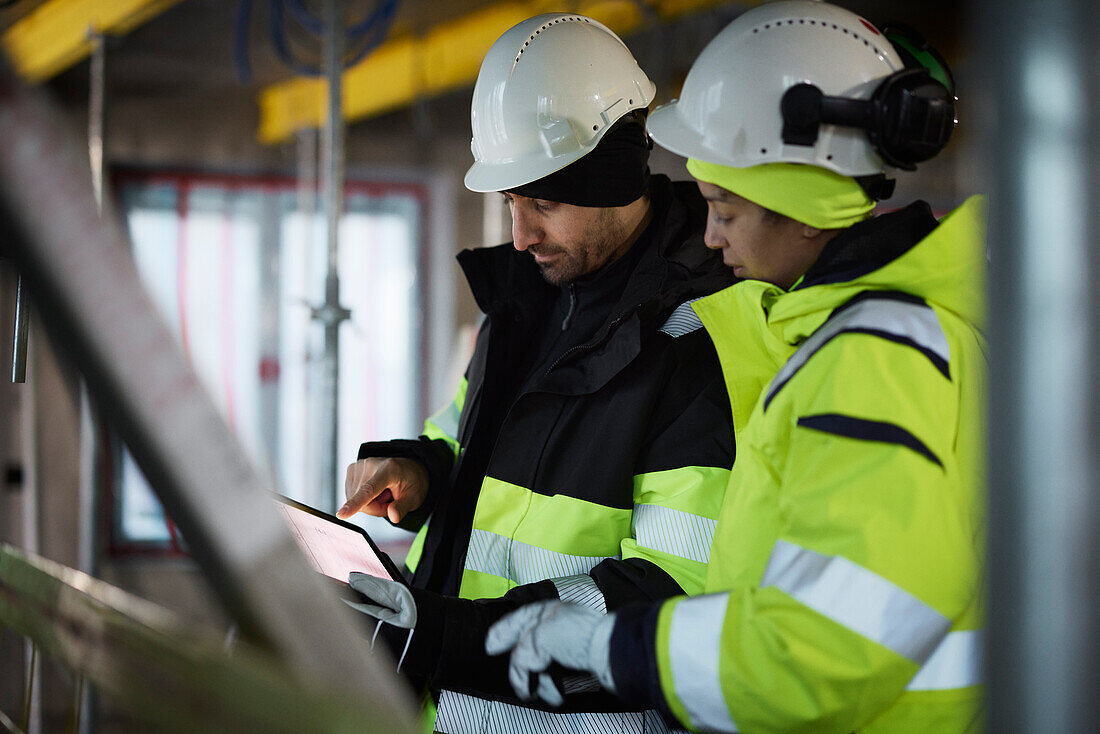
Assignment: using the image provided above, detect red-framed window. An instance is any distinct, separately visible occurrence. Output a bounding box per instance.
[108,169,428,559]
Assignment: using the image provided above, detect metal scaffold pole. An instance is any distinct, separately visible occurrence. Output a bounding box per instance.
[75,30,106,734]
[983,0,1100,730]
[314,0,350,513]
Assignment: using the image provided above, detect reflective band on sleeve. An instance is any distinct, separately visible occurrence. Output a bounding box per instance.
[669,594,739,733]
[465,528,618,586]
[426,395,461,442]
[765,296,950,410]
[906,629,984,690]
[435,690,675,734]
[660,298,705,338]
[761,539,950,664]
[552,574,607,613]
[632,504,717,565]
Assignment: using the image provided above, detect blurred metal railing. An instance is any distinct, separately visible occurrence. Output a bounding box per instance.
[0,45,415,734]
[0,543,392,733]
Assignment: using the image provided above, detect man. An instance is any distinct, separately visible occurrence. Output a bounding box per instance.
[337,13,735,733]
[487,3,985,732]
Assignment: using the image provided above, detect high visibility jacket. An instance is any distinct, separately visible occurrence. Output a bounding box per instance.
[359,175,736,733]
[613,197,987,733]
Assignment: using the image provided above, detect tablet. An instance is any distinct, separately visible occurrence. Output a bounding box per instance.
[273,495,406,586]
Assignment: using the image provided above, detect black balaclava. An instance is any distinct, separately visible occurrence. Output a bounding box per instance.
[507,109,651,207]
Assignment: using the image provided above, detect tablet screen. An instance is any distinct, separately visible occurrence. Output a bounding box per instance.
[274,497,398,583]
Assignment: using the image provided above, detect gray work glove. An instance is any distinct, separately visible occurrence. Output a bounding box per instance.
[485,601,616,707]
[344,572,417,627]
[344,572,418,672]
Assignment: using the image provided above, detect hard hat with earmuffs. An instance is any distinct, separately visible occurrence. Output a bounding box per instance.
[647,1,957,200]
[781,23,956,173]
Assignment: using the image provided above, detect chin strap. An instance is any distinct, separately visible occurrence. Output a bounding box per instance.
[368,619,415,675]
[396,628,415,674]
[855,173,896,202]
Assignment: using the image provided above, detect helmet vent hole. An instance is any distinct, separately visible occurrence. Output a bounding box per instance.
[593,124,599,131]
[760,148,767,154]
[826,154,834,160]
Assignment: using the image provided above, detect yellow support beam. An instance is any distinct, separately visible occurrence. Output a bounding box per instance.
[2,0,184,83]
[257,0,732,145]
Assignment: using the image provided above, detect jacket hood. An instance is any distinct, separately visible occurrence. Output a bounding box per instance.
[694,195,987,437]
[767,195,987,347]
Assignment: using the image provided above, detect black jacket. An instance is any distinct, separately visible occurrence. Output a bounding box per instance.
[358,175,736,722]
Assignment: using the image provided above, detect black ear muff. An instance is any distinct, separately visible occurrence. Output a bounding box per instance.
[867,67,955,170]
[779,24,957,174]
[876,24,957,169]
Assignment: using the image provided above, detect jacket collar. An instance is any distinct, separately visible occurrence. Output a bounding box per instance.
[798,201,938,289]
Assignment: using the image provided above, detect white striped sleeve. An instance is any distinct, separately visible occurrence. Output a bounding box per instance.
[760,539,951,664]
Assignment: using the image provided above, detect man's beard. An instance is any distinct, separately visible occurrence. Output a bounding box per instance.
[530,211,626,285]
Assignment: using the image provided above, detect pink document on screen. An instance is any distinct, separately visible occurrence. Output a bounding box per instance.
[275,502,390,581]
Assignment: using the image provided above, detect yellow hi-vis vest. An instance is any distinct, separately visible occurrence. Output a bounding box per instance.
[653,197,987,733]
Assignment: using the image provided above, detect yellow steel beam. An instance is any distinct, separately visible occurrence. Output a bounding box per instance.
[257,0,732,145]
[2,0,185,83]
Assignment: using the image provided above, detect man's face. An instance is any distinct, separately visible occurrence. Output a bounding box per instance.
[503,193,634,284]
[696,181,823,290]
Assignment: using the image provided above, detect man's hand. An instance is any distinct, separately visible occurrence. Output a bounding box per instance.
[486,601,617,707]
[338,457,428,521]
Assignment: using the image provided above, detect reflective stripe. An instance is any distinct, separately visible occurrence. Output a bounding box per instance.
[552,574,607,613]
[435,691,675,734]
[660,298,705,338]
[765,296,949,410]
[465,528,617,586]
[426,395,462,443]
[668,594,739,732]
[906,630,984,691]
[632,504,717,565]
[761,539,950,664]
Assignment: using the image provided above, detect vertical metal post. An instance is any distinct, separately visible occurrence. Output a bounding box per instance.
[10,275,27,383]
[983,0,1100,731]
[88,33,105,213]
[80,29,105,581]
[315,0,350,513]
[20,643,37,733]
[19,340,39,734]
[76,31,106,734]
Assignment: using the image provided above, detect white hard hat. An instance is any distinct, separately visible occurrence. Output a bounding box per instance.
[648,1,907,176]
[464,13,656,193]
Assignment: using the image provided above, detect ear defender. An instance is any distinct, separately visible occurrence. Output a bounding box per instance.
[780,24,957,172]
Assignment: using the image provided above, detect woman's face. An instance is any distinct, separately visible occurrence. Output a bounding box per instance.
[696,180,826,290]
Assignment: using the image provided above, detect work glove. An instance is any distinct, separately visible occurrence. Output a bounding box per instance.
[344,572,417,627]
[485,601,616,707]
[344,572,418,672]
